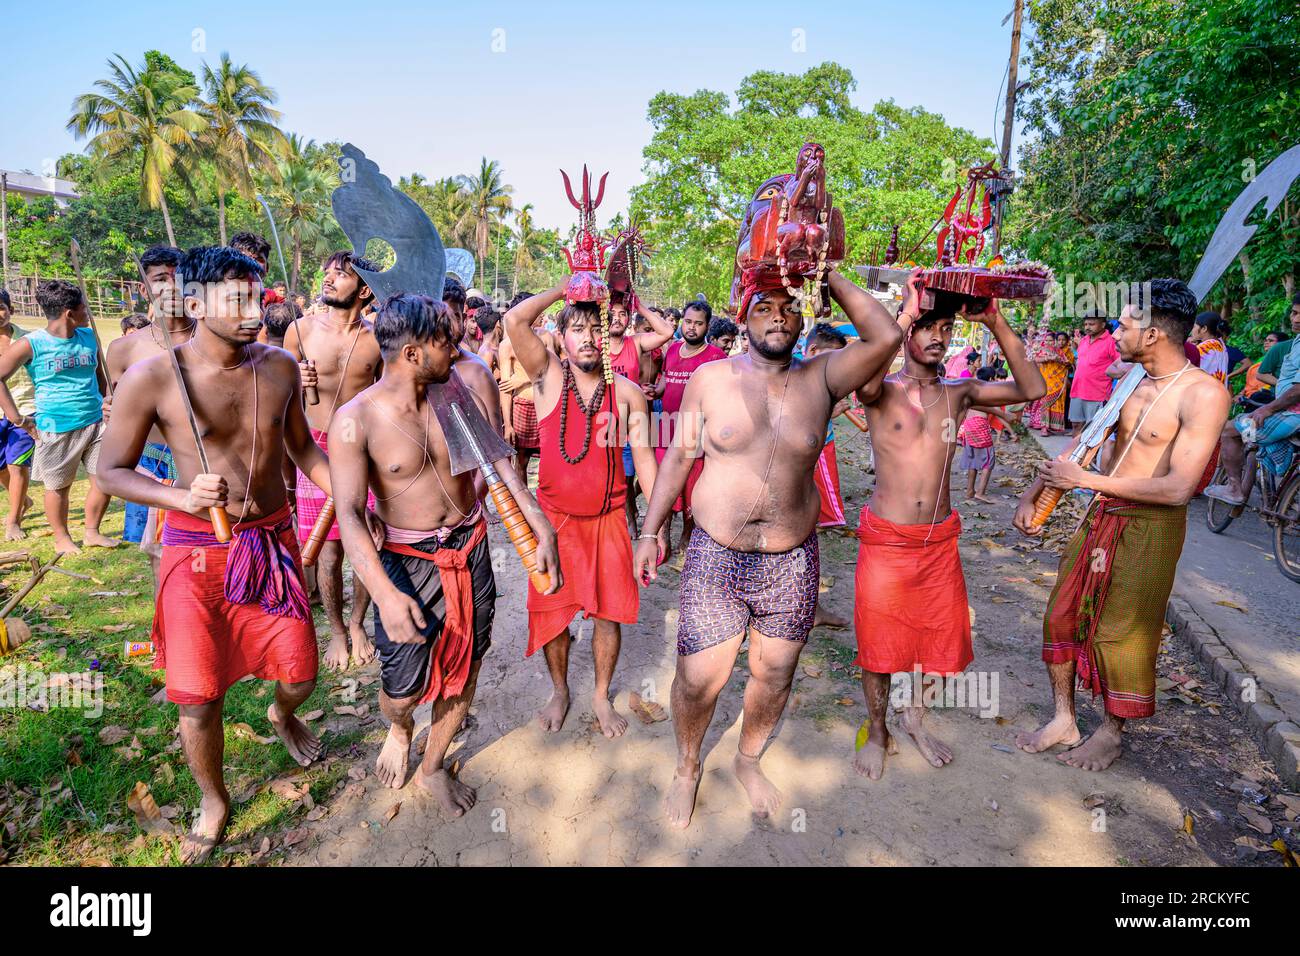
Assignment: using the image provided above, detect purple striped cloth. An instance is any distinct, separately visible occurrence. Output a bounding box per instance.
[161,506,309,622]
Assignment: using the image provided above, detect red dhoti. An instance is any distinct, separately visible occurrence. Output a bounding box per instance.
[813,440,846,527]
[525,506,639,657]
[853,506,972,676]
[152,505,318,705]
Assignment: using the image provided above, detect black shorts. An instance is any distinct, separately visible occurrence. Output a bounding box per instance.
[372,525,496,700]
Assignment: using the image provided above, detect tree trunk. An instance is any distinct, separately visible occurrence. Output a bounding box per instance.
[291,230,302,293]
[159,191,177,248]
[218,190,227,246]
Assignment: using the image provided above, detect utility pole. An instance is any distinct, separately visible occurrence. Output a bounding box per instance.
[1,172,8,285]
[992,0,1024,258]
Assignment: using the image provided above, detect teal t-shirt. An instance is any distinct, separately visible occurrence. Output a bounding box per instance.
[23,327,103,433]
[1259,338,1293,379]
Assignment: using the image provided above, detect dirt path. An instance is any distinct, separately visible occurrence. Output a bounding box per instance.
[280,431,1293,867]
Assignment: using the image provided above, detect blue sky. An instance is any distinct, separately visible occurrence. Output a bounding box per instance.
[2,0,1030,229]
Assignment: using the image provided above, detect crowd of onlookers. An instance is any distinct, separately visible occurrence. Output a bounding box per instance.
[0,271,1295,552]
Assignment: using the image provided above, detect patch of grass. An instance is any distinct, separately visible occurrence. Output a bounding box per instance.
[0,475,377,865]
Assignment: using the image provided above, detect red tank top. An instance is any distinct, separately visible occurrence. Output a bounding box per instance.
[608,336,639,381]
[538,377,627,516]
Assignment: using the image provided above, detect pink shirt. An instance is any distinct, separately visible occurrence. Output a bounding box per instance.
[1070,332,1119,402]
[661,340,726,442]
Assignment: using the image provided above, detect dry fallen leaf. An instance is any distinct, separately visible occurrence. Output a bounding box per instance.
[1237,802,1272,835]
[229,723,277,745]
[801,665,823,679]
[334,704,369,718]
[385,802,402,823]
[97,725,131,745]
[301,709,324,721]
[1214,600,1248,613]
[126,781,175,837]
[281,828,311,847]
[628,691,668,724]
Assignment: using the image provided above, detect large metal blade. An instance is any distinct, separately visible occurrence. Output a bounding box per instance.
[1188,143,1300,302]
[428,368,513,476]
[1071,364,1147,460]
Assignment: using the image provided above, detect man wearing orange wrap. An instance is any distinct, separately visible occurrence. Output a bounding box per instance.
[97,246,332,864]
[852,270,1045,781]
[503,281,661,739]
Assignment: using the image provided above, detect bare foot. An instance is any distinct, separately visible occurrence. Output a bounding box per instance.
[898,707,953,767]
[323,632,350,671]
[732,751,783,817]
[592,694,628,738]
[852,724,898,780]
[349,622,376,667]
[664,766,701,830]
[813,601,849,629]
[53,536,81,556]
[180,794,229,865]
[416,766,477,816]
[1057,724,1123,771]
[376,722,412,788]
[536,689,569,732]
[84,531,121,549]
[267,703,323,767]
[1015,713,1082,753]
[4,524,24,541]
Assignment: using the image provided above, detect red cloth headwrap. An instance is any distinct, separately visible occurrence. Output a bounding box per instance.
[737,267,804,324]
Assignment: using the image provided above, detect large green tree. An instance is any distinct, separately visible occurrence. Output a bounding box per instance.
[1008,0,1300,340]
[456,158,514,284]
[632,62,995,306]
[67,52,206,247]
[198,53,288,244]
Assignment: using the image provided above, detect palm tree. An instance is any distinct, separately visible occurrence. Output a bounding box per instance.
[68,54,205,246]
[456,158,513,283]
[198,53,288,244]
[264,135,332,291]
[512,203,547,294]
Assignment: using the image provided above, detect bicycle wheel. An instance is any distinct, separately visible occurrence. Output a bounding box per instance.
[1205,464,1238,534]
[1273,471,1300,583]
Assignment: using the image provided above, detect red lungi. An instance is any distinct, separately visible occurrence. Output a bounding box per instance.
[525,506,639,657]
[296,427,373,542]
[152,506,318,705]
[853,506,972,676]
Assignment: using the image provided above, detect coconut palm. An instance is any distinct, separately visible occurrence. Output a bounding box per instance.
[67,53,205,246]
[512,203,547,294]
[264,134,333,291]
[456,158,514,282]
[198,53,288,244]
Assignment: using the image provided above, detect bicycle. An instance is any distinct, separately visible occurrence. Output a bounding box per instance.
[1205,434,1300,582]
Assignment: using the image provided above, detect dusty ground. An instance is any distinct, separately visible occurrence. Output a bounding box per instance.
[259,429,1298,868]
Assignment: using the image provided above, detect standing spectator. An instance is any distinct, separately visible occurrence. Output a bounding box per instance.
[1068,310,1119,436]
[1192,311,1230,383]
[706,317,738,356]
[0,280,117,553]
[260,299,301,349]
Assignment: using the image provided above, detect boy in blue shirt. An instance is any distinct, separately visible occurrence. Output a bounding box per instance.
[0,280,117,554]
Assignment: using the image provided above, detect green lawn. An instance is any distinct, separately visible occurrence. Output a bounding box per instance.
[0,475,376,866]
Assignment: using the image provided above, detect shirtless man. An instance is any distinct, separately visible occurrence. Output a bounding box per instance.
[284,251,381,670]
[330,293,559,812]
[852,275,1045,780]
[475,307,503,380]
[633,270,901,828]
[1014,278,1228,771]
[505,282,661,738]
[105,245,187,584]
[96,246,329,863]
[443,277,504,438]
[499,292,559,479]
